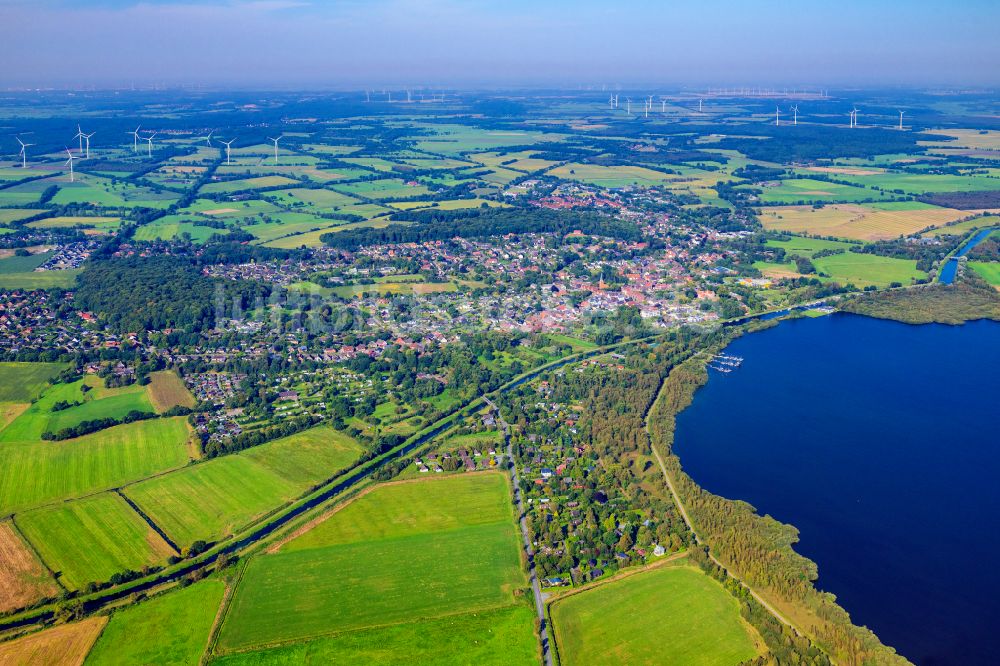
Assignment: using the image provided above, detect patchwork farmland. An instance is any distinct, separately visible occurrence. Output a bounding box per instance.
[213,473,535,660]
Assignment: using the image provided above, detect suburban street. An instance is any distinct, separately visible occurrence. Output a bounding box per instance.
[486,395,554,666]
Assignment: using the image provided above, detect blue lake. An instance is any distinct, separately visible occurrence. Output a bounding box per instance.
[673,313,1000,665]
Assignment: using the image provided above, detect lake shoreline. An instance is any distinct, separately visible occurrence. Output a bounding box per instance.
[670,313,1000,665]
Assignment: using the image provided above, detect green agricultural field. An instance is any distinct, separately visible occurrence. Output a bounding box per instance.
[218,522,522,652]
[0,250,52,274]
[765,236,859,257]
[330,280,458,298]
[49,176,177,209]
[550,564,761,666]
[27,216,120,233]
[0,417,191,515]
[545,334,599,352]
[333,178,432,200]
[125,426,362,547]
[183,198,280,218]
[388,198,508,211]
[200,175,299,194]
[969,261,1000,286]
[547,163,674,188]
[84,579,225,665]
[411,124,560,155]
[240,426,363,487]
[133,219,228,243]
[0,362,65,402]
[261,216,395,248]
[0,209,46,224]
[125,456,300,547]
[270,187,360,210]
[401,157,477,170]
[440,430,502,453]
[16,492,175,590]
[211,604,538,666]
[835,172,1000,195]
[241,215,339,243]
[0,268,80,290]
[215,473,528,654]
[753,178,894,204]
[340,156,406,172]
[0,378,153,441]
[46,390,153,434]
[814,252,924,286]
[924,215,1000,237]
[755,250,923,287]
[285,472,511,550]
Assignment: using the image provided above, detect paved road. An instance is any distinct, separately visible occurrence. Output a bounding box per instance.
[485,396,553,666]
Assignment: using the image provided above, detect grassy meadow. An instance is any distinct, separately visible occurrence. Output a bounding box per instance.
[969,261,1000,286]
[211,604,538,666]
[16,492,176,590]
[84,579,225,665]
[0,362,65,402]
[125,426,362,547]
[754,236,925,287]
[214,473,531,656]
[550,564,761,666]
[0,417,191,514]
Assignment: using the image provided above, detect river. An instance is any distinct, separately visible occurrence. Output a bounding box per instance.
[939,227,996,284]
[672,313,1000,665]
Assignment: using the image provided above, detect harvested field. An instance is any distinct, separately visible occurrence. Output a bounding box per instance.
[0,521,59,613]
[0,616,107,666]
[146,371,196,412]
[759,203,985,240]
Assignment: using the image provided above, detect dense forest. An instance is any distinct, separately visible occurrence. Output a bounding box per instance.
[841,274,1000,324]
[75,256,270,333]
[716,125,933,162]
[320,207,642,250]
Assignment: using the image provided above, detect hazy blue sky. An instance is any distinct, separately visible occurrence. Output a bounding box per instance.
[3,0,998,88]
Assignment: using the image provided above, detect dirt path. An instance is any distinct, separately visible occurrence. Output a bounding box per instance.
[645,371,805,640]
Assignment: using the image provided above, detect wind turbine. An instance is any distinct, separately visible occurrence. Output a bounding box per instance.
[267,135,283,164]
[220,138,235,165]
[145,132,157,157]
[127,125,141,152]
[365,90,371,103]
[699,98,703,112]
[661,99,666,112]
[73,125,85,155]
[626,97,631,114]
[203,130,214,147]
[791,105,799,126]
[609,94,614,110]
[851,107,859,128]
[898,110,905,130]
[82,131,95,159]
[16,137,32,168]
[64,148,79,182]
[775,106,781,126]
